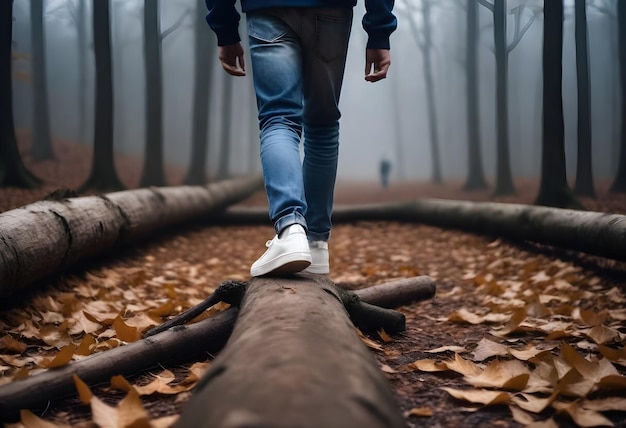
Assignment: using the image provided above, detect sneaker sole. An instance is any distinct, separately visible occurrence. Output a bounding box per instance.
[250,252,312,277]
[303,265,329,274]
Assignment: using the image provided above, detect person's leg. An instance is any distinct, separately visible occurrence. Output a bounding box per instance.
[301,8,353,242]
[247,10,311,276]
[299,8,352,273]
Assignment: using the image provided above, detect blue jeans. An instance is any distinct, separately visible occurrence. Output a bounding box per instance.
[247,7,353,242]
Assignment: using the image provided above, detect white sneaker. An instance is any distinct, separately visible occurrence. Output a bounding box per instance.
[304,240,329,274]
[250,224,312,277]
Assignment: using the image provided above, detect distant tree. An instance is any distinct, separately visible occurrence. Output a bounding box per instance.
[535,0,581,208]
[81,0,124,192]
[30,0,54,161]
[140,1,189,187]
[610,0,626,192]
[404,0,442,184]
[0,0,41,188]
[139,0,166,187]
[463,0,488,191]
[215,73,233,180]
[184,0,215,185]
[478,0,537,196]
[573,0,595,197]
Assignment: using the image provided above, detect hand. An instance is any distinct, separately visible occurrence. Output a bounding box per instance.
[364,49,391,82]
[219,42,246,76]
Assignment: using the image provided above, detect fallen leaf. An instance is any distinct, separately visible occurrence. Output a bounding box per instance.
[471,338,509,361]
[441,387,510,406]
[19,409,70,427]
[464,359,530,390]
[73,374,93,404]
[113,316,140,343]
[403,407,433,417]
[425,345,466,354]
[377,329,393,343]
[0,335,28,353]
[43,344,76,369]
[445,353,482,376]
[557,401,614,427]
[409,359,448,372]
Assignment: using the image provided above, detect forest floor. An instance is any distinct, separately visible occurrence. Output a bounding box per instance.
[1,135,625,427]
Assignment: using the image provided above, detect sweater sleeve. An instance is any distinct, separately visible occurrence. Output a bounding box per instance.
[205,0,241,46]
[362,0,397,50]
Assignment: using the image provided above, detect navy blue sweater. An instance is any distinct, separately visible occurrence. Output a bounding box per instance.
[205,0,396,49]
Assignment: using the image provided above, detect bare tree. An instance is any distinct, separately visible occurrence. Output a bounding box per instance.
[215,73,233,180]
[30,0,54,161]
[81,0,124,192]
[0,0,41,188]
[535,0,581,208]
[184,0,216,185]
[610,0,626,192]
[478,0,537,196]
[573,0,595,197]
[403,0,443,184]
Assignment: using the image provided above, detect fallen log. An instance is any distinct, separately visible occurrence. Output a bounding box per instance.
[175,275,406,428]
[214,201,626,262]
[355,275,436,308]
[0,309,238,422]
[0,276,431,421]
[0,175,263,297]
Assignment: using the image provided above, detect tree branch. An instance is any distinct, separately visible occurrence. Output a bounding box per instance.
[161,8,190,41]
[507,5,537,54]
[477,0,494,13]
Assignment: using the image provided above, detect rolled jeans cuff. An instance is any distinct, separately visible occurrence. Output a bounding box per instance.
[275,211,307,236]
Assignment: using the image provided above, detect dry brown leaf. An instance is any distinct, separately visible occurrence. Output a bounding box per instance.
[73,374,93,404]
[113,316,140,343]
[586,325,622,345]
[448,308,510,325]
[471,338,509,361]
[597,345,626,366]
[491,308,527,336]
[18,409,70,428]
[575,308,609,327]
[509,343,556,362]
[0,335,28,353]
[377,329,393,343]
[75,335,96,356]
[445,354,483,376]
[596,375,626,392]
[150,415,180,428]
[43,344,76,369]
[511,391,559,413]
[425,345,466,354]
[557,401,614,427]
[441,387,510,406]
[525,361,558,394]
[117,389,150,427]
[380,364,397,374]
[356,329,383,351]
[403,407,433,417]
[464,359,530,390]
[409,359,448,372]
[509,404,536,425]
[111,374,134,392]
[581,397,626,412]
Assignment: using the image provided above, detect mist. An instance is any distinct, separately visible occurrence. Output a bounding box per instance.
[9,0,621,183]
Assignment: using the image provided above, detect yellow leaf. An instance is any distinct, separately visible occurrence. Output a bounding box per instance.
[113,316,140,343]
[403,407,433,417]
[111,375,134,392]
[441,387,510,406]
[19,409,70,427]
[73,374,93,404]
[43,344,76,369]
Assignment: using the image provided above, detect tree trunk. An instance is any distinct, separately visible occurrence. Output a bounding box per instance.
[30,0,55,161]
[175,275,406,428]
[0,309,238,423]
[215,73,233,180]
[76,0,88,144]
[535,0,581,208]
[421,0,442,184]
[0,0,41,188]
[0,175,263,297]
[352,275,436,308]
[493,0,515,196]
[464,0,488,191]
[574,0,595,198]
[82,0,124,192]
[610,0,626,192]
[139,0,166,187]
[184,0,215,185]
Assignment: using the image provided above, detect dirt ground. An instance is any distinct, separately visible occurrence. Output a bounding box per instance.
[1,136,625,427]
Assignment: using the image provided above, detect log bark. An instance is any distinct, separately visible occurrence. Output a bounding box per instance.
[0,175,263,297]
[0,309,238,422]
[175,276,406,428]
[355,276,436,308]
[214,201,626,262]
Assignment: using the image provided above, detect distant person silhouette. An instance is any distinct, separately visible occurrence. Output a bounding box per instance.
[380,158,392,188]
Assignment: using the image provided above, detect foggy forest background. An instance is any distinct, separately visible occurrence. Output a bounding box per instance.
[5,0,623,189]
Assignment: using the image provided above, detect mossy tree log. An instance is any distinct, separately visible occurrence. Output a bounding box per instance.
[0,175,263,297]
[216,200,626,262]
[175,275,406,428]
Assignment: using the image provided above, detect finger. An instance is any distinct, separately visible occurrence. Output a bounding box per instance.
[238,54,246,73]
[222,61,246,76]
[364,60,373,77]
[365,63,390,82]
